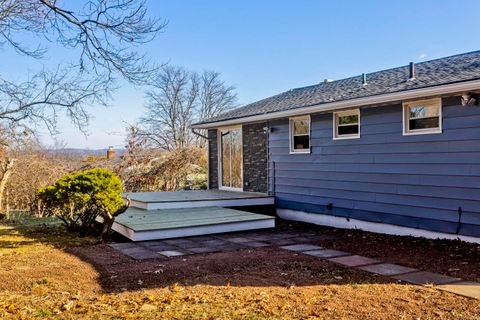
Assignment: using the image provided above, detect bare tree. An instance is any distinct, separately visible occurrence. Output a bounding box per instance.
[139,67,236,150]
[0,0,165,212]
[196,70,237,147]
[0,0,166,134]
[141,66,199,150]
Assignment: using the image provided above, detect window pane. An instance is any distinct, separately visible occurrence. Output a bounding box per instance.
[221,133,231,187]
[294,119,309,135]
[230,129,243,188]
[338,114,358,125]
[338,124,359,135]
[293,135,309,150]
[409,117,439,130]
[409,105,439,119]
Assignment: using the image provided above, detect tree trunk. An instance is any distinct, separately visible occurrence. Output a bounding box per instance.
[0,158,15,212]
[101,215,114,243]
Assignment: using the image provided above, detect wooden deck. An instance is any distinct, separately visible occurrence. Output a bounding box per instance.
[124,190,274,210]
[111,206,275,241]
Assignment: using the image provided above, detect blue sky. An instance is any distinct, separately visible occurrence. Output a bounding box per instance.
[8,0,480,149]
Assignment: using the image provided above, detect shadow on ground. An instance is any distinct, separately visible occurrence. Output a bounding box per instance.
[1,217,479,295]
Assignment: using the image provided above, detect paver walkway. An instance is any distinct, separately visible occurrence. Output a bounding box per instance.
[109,229,480,300]
[280,243,480,300]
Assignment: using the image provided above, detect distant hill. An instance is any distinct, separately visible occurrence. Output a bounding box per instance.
[46,148,126,157]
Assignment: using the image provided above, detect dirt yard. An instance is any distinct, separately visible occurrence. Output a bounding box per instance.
[0,218,479,319]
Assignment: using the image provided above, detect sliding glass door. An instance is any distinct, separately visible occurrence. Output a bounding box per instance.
[219,127,243,191]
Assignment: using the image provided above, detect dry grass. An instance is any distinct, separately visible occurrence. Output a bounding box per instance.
[0,218,479,319]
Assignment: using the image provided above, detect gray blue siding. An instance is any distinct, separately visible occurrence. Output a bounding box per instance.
[269,96,480,237]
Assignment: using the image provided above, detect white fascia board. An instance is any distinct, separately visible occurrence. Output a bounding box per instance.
[191,80,480,129]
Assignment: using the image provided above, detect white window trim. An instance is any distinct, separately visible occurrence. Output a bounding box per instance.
[289,115,311,154]
[333,109,361,140]
[217,125,243,192]
[402,98,442,136]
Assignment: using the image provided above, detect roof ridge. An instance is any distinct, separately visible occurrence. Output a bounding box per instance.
[194,50,480,126]
[288,50,480,92]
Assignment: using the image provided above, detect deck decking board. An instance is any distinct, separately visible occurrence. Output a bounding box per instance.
[116,207,273,232]
[124,190,271,203]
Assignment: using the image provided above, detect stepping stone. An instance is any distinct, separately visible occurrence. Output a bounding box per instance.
[225,236,252,243]
[289,236,316,243]
[171,240,200,249]
[188,247,219,254]
[243,241,270,248]
[199,239,228,247]
[187,235,215,241]
[266,238,298,246]
[358,263,418,276]
[437,281,480,299]
[118,247,163,260]
[281,244,323,252]
[303,249,349,258]
[141,243,177,251]
[247,234,278,241]
[328,255,380,267]
[158,250,186,257]
[392,271,461,285]
[164,238,196,245]
[109,242,139,250]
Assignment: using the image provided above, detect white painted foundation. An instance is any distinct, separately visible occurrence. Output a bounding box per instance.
[277,208,480,244]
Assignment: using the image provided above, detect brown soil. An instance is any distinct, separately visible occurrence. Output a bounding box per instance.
[1,219,480,319]
[283,220,480,282]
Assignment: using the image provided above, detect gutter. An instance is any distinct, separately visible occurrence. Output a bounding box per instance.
[191,79,480,129]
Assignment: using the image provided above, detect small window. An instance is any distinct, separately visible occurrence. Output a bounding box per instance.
[403,98,442,135]
[333,109,360,140]
[289,116,310,153]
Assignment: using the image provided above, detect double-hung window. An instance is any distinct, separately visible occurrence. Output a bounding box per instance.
[333,109,360,140]
[403,98,442,135]
[289,116,310,153]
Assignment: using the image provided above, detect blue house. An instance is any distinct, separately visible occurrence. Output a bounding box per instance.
[192,51,480,243]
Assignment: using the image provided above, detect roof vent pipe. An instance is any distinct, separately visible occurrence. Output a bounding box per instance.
[361,73,367,85]
[323,79,333,83]
[408,62,415,80]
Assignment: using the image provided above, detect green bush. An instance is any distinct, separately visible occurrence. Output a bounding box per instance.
[37,168,129,242]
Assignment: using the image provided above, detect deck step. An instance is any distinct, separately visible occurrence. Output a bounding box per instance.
[124,190,274,210]
[111,206,275,241]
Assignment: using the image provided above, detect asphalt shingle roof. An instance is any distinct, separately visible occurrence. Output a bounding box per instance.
[195,50,480,125]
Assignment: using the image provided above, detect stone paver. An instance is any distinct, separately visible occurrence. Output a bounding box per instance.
[223,236,251,243]
[303,249,349,258]
[158,250,187,257]
[141,242,177,251]
[281,244,323,252]
[171,240,201,249]
[247,234,279,241]
[392,271,461,285]
[118,247,163,260]
[266,238,298,246]
[199,239,228,247]
[328,255,380,267]
[358,263,418,276]
[242,241,270,248]
[188,247,219,254]
[109,242,140,250]
[437,281,480,299]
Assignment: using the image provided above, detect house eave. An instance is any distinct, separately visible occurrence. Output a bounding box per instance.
[191,79,480,129]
